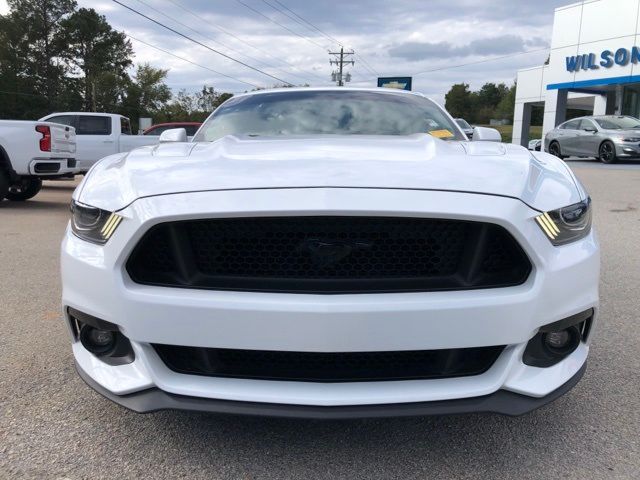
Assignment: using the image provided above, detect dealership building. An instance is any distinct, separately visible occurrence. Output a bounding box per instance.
[513,0,640,145]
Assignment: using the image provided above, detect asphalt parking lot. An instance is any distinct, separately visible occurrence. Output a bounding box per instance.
[1,163,639,479]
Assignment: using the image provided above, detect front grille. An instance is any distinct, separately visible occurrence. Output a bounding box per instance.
[126,216,531,294]
[152,345,506,382]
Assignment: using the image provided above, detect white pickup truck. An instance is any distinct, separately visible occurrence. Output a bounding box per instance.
[0,120,76,201]
[39,112,160,172]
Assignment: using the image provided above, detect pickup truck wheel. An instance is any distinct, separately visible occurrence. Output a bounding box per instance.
[6,178,43,201]
[0,172,9,200]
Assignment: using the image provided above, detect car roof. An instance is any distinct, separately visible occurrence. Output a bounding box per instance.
[565,115,632,121]
[42,112,125,117]
[230,86,430,101]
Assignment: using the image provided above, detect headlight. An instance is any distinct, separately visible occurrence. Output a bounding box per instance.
[70,200,122,244]
[615,135,640,142]
[535,198,592,246]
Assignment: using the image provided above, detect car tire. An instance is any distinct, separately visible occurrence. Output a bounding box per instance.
[0,171,9,200]
[598,141,617,164]
[548,141,565,159]
[6,178,43,201]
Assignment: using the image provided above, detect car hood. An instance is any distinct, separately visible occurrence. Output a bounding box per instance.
[76,134,583,212]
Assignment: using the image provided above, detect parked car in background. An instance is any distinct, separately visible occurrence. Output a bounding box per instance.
[545,115,640,163]
[0,120,76,201]
[143,122,202,136]
[39,112,160,173]
[62,87,598,418]
[455,118,474,139]
[528,139,542,151]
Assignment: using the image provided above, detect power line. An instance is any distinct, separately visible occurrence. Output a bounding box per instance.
[271,0,342,46]
[234,0,328,51]
[0,90,45,98]
[164,0,326,83]
[131,0,315,85]
[111,0,293,86]
[264,0,380,76]
[411,47,550,76]
[127,34,261,88]
[260,0,325,41]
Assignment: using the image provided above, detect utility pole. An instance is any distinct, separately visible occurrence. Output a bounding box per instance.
[329,47,355,86]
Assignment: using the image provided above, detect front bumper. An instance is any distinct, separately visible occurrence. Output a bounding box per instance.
[75,360,587,418]
[614,141,640,158]
[61,188,599,414]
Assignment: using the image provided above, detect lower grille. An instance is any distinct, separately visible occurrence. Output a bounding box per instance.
[152,345,506,382]
[126,216,531,294]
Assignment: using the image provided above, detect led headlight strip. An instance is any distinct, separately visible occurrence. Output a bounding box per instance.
[100,213,123,239]
[535,212,560,240]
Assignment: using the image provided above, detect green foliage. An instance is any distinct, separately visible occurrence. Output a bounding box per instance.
[445,81,519,125]
[444,83,472,119]
[0,0,234,125]
[0,0,77,116]
[60,7,133,111]
[153,87,234,125]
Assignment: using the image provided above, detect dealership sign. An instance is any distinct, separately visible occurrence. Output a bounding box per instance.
[377,77,412,90]
[566,47,640,72]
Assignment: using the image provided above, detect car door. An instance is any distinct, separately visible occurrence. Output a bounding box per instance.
[75,115,118,170]
[574,119,600,157]
[557,119,581,156]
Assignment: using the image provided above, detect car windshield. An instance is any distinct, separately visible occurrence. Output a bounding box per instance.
[594,116,640,129]
[456,119,471,129]
[193,90,466,142]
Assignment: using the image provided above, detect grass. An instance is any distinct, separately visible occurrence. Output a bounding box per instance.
[478,125,542,143]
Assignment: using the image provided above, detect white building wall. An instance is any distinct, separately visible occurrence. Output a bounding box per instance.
[513,0,640,146]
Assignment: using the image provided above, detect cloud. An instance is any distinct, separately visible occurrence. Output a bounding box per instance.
[69,0,560,105]
[387,35,532,61]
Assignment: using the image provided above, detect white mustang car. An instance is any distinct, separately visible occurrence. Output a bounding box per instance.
[61,88,599,418]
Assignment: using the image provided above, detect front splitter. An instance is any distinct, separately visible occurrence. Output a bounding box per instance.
[75,361,586,419]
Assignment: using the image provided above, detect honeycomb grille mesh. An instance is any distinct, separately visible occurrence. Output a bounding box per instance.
[152,344,507,382]
[126,216,531,293]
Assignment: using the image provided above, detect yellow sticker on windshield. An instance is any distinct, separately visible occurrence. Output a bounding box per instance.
[428,129,454,138]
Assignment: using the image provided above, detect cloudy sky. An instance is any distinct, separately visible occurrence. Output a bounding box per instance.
[0,0,570,104]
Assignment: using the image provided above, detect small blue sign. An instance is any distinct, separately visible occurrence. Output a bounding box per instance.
[566,46,640,72]
[377,77,412,91]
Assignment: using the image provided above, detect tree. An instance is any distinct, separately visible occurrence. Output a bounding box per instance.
[61,8,132,111]
[121,64,172,131]
[445,81,515,124]
[0,1,236,122]
[445,83,472,119]
[477,83,505,111]
[195,86,232,112]
[0,0,77,117]
[157,86,234,124]
[495,83,516,122]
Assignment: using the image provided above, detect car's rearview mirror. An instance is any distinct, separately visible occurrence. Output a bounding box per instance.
[159,128,188,143]
[472,126,502,142]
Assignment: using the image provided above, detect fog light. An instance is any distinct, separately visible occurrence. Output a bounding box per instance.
[80,325,116,356]
[545,330,571,350]
[522,309,593,368]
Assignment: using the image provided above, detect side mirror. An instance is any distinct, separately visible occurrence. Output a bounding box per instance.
[472,126,502,142]
[584,127,597,133]
[159,128,188,143]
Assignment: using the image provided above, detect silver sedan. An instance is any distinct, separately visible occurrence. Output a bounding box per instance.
[545,115,640,163]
